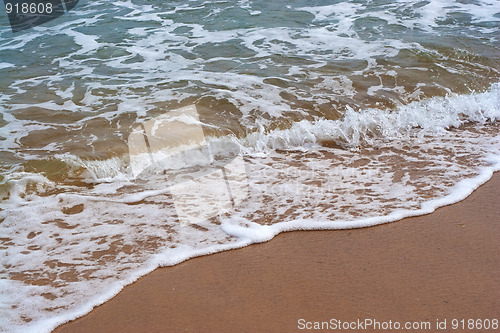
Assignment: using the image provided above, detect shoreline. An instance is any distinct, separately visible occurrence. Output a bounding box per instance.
[54,172,500,332]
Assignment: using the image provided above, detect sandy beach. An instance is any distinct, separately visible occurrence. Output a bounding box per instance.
[53,172,500,332]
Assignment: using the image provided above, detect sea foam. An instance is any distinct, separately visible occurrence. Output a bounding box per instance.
[1,85,499,333]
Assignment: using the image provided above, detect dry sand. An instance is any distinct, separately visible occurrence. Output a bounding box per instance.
[55,173,500,332]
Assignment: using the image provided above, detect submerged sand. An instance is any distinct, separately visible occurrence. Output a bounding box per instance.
[54,173,500,333]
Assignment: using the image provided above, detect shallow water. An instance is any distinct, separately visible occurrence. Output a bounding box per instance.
[1,0,500,332]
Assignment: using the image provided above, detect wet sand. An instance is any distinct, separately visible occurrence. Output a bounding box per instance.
[55,173,500,333]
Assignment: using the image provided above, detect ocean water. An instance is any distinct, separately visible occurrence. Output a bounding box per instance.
[1,0,500,331]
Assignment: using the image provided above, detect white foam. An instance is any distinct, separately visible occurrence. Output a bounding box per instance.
[63,30,102,55]
[1,85,500,332]
[0,63,14,70]
[220,218,275,243]
[241,82,500,151]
